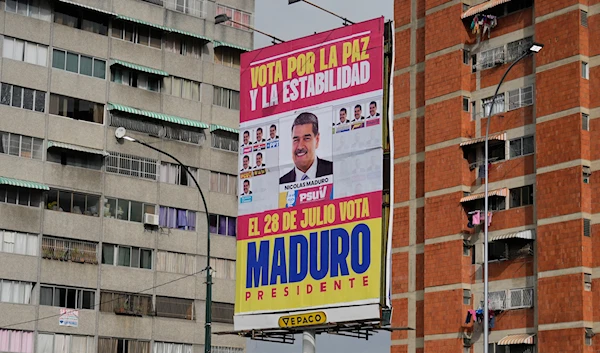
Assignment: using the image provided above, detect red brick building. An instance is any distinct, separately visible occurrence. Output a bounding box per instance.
[391,0,596,352]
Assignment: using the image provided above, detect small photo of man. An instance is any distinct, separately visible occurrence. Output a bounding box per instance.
[336,108,349,125]
[368,101,381,119]
[268,124,279,141]
[352,104,365,122]
[254,152,266,169]
[240,155,251,171]
[255,127,266,144]
[241,179,252,195]
[241,130,251,147]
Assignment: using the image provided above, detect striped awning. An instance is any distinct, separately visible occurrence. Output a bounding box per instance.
[460,188,508,203]
[459,132,506,147]
[47,141,109,156]
[210,124,239,134]
[490,229,535,242]
[0,177,49,191]
[59,0,116,15]
[116,15,165,31]
[107,103,209,129]
[115,15,211,42]
[166,28,211,42]
[110,59,168,76]
[213,41,251,52]
[461,0,512,19]
[497,333,535,345]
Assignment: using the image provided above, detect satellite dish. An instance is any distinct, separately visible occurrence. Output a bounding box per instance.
[115,127,127,139]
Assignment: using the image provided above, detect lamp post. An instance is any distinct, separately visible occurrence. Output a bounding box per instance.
[483,42,543,353]
[288,0,354,26]
[214,14,285,45]
[114,127,213,353]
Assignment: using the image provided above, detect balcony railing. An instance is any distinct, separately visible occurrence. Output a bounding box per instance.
[42,237,98,264]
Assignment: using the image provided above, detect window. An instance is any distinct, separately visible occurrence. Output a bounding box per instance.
[160,162,198,186]
[488,239,533,262]
[98,339,150,353]
[482,94,505,116]
[507,85,533,110]
[0,131,43,159]
[210,172,237,195]
[462,49,470,65]
[101,244,153,269]
[463,289,471,305]
[488,142,506,163]
[164,0,206,17]
[216,4,252,30]
[156,251,197,274]
[3,37,47,66]
[158,206,196,231]
[47,147,104,170]
[581,10,588,27]
[211,131,239,152]
[463,244,470,256]
[0,230,37,256]
[211,348,243,353]
[153,343,192,353]
[209,257,236,280]
[584,218,591,237]
[112,20,162,49]
[585,273,592,291]
[209,214,236,236]
[0,330,33,353]
[488,290,507,310]
[5,0,51,20]
[214,47,241,68]
[471,101,476,120]
[509,135,534,158]
[477,46,504,71]
[54,2,108,35]
[582,113,590,131]
[0,279,33,304]
[105,151,158,181]
[162,76,201,100]
[583,166,592,184]
[103,197,156,223]
[37,334,95,353]
[462,97,469,112]
[39,285,95,309]
[52,49,105,79]
[0,186,42,207]
[99,292,153,316]
[155,296,194,320]
[45,189,100,216]
[109,113,206,144]
[212,302,234,323]
[582,62,589,79]
[506,37,533,62]
[49,94,104,124]
[0,83,46,112]
[510,185,534,208]
[111,68,161,92]
[508,287,533,309]
[213,86,240,110]
[164,34,203,58]
[585,328,594,346]
[41,236,98,264]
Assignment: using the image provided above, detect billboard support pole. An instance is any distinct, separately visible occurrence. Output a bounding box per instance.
[302,331,316,353]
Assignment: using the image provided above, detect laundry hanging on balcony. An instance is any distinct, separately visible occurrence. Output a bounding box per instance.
[471,14,497,39]
[465,309,495,328]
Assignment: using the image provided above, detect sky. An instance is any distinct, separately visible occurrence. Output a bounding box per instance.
[247,1,393,352]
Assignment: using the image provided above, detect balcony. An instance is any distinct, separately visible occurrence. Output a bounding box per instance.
[41,237,98,264]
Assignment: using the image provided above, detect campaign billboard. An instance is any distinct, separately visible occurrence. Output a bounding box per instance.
[235,17,385,331]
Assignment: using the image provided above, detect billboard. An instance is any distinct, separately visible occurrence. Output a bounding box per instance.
[235,17,385,331]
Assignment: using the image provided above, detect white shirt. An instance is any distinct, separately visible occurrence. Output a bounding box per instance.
[368,113,379,119]
[294,159,318,182]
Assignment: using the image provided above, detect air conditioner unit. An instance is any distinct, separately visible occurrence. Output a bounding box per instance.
[144,213,159,226]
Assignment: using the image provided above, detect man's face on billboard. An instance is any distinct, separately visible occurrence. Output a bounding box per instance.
[340,110,347,122]
[354,106,362,119]
[256,129,263,141]
[270,126,276,138]
[370,103,376,116]
[256,154,263,166]
[243,156,249,169]
[243,132,249,144]
[292,123,319,173]
[243,181,249,193]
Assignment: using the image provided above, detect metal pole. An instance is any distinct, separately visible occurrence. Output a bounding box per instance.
[299,0,355,25]
[130,140,213,353]
[483,50,531,353]
[302,330,316,353]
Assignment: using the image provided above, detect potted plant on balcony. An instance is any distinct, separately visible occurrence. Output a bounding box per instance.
[56,249,67,261]
[71,248,85,263]
[42,247,53,259]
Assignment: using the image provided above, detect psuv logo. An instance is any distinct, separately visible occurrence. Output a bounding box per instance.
[298,186,328,203]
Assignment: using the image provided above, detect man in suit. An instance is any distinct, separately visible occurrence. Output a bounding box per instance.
[336,108,349,125]
[241,180,252,195]
[240,155,250,171]
[241,131,250,146]
[254,152,265,169]
[255,127,266,144]
[368,101,381,119]
[352,104,365,122]
[279,112,333,184]
[268,124,279,140]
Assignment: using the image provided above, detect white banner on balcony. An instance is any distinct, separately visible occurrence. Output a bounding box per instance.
[59,309,79,327]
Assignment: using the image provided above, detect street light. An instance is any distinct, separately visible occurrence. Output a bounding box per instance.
[214,14,285,45]
[288,0,354,26]
[114,127,214,353]
[483,42,543,353]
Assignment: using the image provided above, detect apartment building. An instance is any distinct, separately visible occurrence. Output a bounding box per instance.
[391,0,596,352]
[0,0,251,353]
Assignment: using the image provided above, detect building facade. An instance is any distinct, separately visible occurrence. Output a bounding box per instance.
[392,0,595,352]
[0,0,252,353]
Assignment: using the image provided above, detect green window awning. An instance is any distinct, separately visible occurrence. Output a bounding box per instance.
[108,103,209,129]
[115,15,211,42]
[111,59,168,76]
[59,0,116,15]
[166,28,211,42]
[0,176,49,191]
[115,15,165,32]
[48,141,109,156]
[213,41,251,52]
[210,124,239,134]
